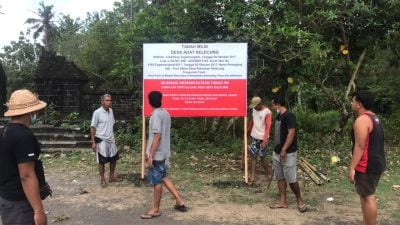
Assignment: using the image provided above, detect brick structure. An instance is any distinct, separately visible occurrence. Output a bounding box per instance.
[34,50,139,119]
[83,90,139,119]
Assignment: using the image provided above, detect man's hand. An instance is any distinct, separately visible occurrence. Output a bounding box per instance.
[261,140,268,149]
[91,142,96,152]
[34,211,47,225]
[280,150,287,162]
[146,156,153,168]
[348,168,355,184]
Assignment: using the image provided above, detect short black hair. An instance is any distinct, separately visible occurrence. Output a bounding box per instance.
[351,90,374,110]
[272,95,286,107]
[148,91,162,108]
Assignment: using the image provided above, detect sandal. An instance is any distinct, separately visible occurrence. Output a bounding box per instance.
[140,213,161,219]
[298,204,307,213]
[270,204,288,209]
[174,204,188,212]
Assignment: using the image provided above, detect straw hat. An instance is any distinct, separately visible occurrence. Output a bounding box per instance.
[4,89,47,117]
[249,96,262,109]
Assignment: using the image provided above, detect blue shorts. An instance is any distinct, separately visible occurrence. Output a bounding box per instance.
[147,160,167,185]
[249,137,267,157]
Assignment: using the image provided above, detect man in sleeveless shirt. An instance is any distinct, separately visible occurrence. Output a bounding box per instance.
[247,97,272,184]
[349,90,386,225]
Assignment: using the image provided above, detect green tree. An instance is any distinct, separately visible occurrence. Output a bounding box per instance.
[25,1,57,51]
[0,32,39,93]
[53,14,84,61]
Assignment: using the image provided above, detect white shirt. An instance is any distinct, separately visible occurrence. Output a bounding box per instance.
[90,107,115,142]
[251,108,271,140]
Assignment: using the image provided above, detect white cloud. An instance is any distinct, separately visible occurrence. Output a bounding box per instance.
[0,0,115,49]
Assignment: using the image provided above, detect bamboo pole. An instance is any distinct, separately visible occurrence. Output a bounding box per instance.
[299,161,323,186]
[244,116,248,183]
[141,114,146,179]
[301,157,330,183]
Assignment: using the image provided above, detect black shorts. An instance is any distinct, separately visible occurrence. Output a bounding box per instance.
[0,196,34,225]
[97,152,119,164]
[354,171,381,197]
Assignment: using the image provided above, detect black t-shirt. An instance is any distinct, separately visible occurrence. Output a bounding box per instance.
[0,123,41,201]
[274,111,297,154]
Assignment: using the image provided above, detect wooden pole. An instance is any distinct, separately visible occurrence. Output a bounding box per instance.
[141,114,146,179]
[244,116,248,183]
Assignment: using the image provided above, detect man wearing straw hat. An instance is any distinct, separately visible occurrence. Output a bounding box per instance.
[0,89,47,225]
[90,94,121,186]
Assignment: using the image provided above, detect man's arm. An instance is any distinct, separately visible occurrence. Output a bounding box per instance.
[247,118,253,135]
[348,116,370,183]
[90,127,96,151]
[146,133,161,167]
[280,128,295,161]
[18,162,47,225]
[262,113,272,147]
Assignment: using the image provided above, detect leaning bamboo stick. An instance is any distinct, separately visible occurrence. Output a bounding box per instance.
[299,161,323,186]
[301,157,330,183]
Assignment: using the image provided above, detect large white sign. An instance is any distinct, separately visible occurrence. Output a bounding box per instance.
[143,43,247,80]
[143,43,247,117]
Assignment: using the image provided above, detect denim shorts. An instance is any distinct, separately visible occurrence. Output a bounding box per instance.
[147,160,167,185]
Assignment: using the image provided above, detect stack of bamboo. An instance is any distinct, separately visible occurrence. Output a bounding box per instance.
[299,157,330,186]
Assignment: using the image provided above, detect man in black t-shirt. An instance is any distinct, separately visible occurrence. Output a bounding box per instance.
[0,89,48,225]
[270,96,306,213]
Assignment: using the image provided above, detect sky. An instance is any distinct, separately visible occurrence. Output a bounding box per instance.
[0,0,116,49]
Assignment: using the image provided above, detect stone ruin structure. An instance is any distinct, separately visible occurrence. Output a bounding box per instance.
[34,50,137,119]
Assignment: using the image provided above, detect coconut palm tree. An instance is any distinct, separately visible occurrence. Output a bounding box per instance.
[58,14,83,35]
[25,1,57,51]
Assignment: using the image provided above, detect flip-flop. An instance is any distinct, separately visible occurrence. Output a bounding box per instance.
[140,213,161,219]
[270,205,288,209]
[174,204,188,212]
[298,204,307,213]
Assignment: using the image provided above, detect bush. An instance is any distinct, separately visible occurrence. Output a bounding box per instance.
[381,112,400,145]
[115,117,142,151]
[43,103,59,125]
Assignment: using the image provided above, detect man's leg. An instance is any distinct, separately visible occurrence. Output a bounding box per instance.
[277,179,288,207]
[360,194,377,225]
[289,182,305,206]
[109,160,117,181]
[261,156,270,180]
[162,178,184,206]
[250,156,257,184]
[143,184,163,216]
[98,163,106,185]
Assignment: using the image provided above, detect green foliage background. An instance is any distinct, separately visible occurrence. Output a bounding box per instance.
[1,0,400,154]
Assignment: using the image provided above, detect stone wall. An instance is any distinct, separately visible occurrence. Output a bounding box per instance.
[82,90,139,119]
[34,50,139,120]
[35,79,83,114]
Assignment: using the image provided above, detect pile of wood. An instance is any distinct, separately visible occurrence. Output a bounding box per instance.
[299,157,330,186]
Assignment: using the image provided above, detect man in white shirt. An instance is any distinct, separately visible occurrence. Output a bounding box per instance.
[247,96,272,185]
[90,94,120,186]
